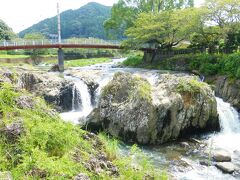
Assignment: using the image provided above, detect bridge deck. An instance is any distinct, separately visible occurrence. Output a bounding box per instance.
[0,44,122,50]
[0,39,122,50]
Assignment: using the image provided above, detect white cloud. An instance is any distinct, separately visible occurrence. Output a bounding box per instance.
[0,0,204,33]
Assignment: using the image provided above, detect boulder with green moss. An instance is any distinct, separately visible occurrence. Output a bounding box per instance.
[87,72,219,144]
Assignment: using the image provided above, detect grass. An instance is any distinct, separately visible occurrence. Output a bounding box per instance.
[122,55,143,66]
[176,79,207,95]
[102,72,152,103]
[0,82,166,179]
[0,57,112,69]
[98,133,168,180]
[44,58,112,68]
[0,54,30,59]
[0,83,92,179]
[0,62,34,69]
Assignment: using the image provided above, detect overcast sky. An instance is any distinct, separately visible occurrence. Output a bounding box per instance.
[0,0,204,33]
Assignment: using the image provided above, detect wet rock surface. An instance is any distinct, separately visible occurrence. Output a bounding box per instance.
[208,76,240,111]
[87,72,219,144]
[213,150,232,162]
[216,162,235,174]
[18,72,74,112]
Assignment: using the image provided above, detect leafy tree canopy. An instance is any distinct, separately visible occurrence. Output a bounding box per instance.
[0,19,15,40]
[124,8,202,50]
[190,0,240,50]
[104,0,194,39]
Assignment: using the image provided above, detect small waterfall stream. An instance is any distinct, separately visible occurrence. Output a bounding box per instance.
[60,77,93,124]
[175,98,240,179]
[209,98,240,153]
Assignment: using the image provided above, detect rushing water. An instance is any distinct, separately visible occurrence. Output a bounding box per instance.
[174,98,240,179]
[60,76,93,124]
[60,58,240,179]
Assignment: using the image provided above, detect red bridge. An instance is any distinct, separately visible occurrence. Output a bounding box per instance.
[0,39,122,50]
[0,39,153,72]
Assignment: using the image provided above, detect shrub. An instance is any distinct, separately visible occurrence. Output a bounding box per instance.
[176,79,207,95]
[122,55,143,66]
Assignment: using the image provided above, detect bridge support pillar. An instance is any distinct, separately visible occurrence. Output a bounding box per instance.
[58,48,64,72]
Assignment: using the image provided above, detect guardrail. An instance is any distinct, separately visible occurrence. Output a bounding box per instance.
[0,39,121,47]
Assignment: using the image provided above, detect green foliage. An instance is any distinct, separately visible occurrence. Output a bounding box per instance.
[0,54,30,59]
[105,0,194,39]
[0,83,164,179]
[65,58,112,67]
[19,3,111,39]
[99,134,167,180]
[190,0,240,51]
[122,55,143,66]
[45,58,112,67]
[23,33,49,65]
[98,133,119,161]
[124,8,203,50]
[62,42,117,60]
[0,19,15,40]
[129,52,240,80]
[176,79,207,95]
[102,72,152,103]
[219,53,240,78]
[0,84,96,178]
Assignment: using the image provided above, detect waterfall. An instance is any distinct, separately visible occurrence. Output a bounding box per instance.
[72,79,92,113]
[210,97,240,152]
[60,77,93,124]
[216,97,240,134]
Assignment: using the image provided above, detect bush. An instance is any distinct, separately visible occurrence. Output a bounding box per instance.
[122,55,143,66]
[135,52,240,80]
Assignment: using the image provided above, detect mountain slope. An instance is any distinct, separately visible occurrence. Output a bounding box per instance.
[19,2,111,39]
[0,19,15,40]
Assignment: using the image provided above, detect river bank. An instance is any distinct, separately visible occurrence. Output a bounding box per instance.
[0,58,239,179]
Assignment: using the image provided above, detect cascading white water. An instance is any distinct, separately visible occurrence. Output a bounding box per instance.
[60,77,93,124]
[210,98,240,152]
[217,97,240,134]
[72,79,92,112]
[175,97,240,179]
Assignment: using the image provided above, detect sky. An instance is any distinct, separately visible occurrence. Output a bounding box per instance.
[0,0,204,33]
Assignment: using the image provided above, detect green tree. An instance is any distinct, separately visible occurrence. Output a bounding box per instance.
[192,0,240,51]
[124,8,202,51]
[0,19,15,40]
[23,33,49,65]
[104,0,194,38]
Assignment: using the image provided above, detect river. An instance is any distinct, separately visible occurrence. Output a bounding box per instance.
[60,58,240,179]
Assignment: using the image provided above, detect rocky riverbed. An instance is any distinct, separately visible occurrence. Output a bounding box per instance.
[0,59,239,179]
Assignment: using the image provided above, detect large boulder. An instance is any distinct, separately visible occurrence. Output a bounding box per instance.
[18,72,74,112]
[86,72,219,144]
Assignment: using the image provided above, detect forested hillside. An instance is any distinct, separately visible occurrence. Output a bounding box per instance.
[0,19,15,40]
[19,2,111,39]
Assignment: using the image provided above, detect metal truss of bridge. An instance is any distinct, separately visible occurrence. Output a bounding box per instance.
[0,39,121,50]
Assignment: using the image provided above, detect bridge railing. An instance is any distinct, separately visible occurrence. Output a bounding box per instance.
[0,39,121,47]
